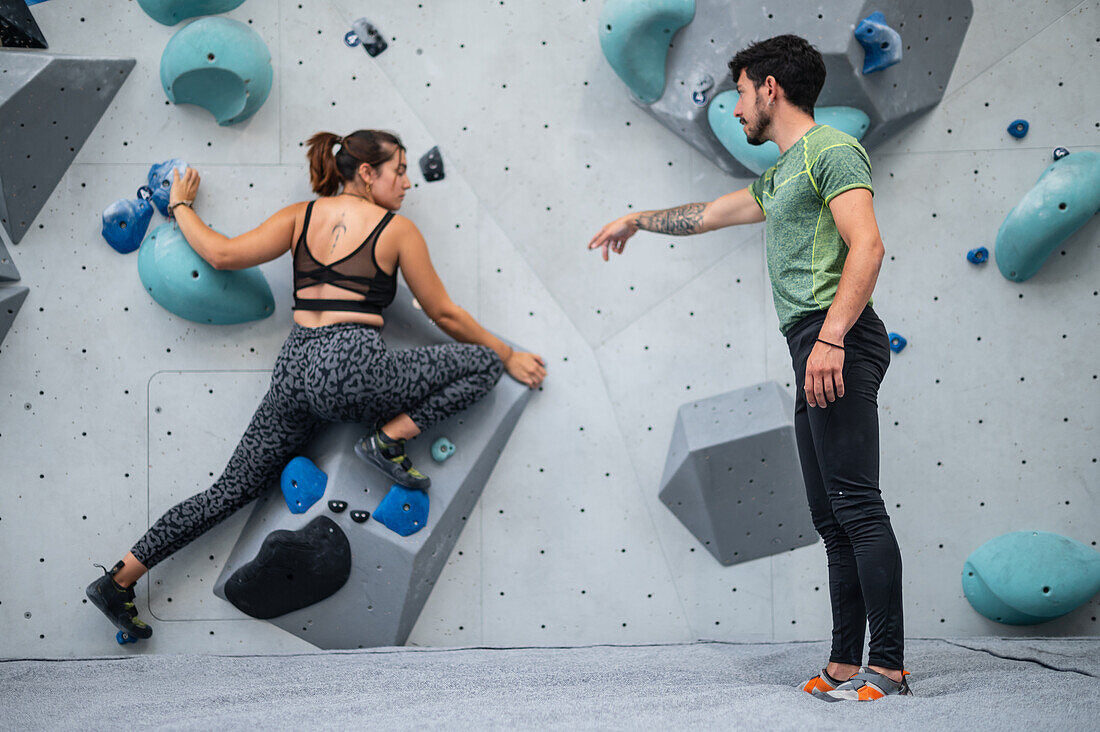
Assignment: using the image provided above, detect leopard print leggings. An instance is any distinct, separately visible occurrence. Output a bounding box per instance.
[130,323,503,569]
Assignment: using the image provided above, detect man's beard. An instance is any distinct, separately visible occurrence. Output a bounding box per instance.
[744,103,772,146]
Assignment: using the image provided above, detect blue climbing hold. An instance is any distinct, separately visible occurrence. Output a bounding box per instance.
[963,531,1100,625]
[101,198,154,254]
[137,221,276,324]
[994,151,1100,282]
[966,246,988,264]
[1007,119,1029,138]
[372,484,430,537]
[1052,146,1070,161]
[598,0,695,104]
[147,159,189,217]
[280,457,327,514]
[708,92,870,175]
[137,0,246,26]
[888,333,907,353]
[160,17,273,126]
[431,437,456,463]
[855,12,903,74]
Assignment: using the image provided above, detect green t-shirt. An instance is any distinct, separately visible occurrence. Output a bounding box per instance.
[749,124,874,335]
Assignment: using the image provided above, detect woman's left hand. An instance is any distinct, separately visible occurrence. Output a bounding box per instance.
[505,351,547,389]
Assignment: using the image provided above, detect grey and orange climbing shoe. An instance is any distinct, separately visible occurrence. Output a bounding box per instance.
[812,668,912,702]
[355,429,431,491]
[85,560,153,640]
[802,668,849,695]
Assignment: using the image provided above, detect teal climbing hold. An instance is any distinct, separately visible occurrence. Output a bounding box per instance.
[994,151,1100,282]
[598,0,695,104]
[160,17,273,126]
[137,0,246,26]
[707,92,871,176]
[431,437,455,463]
[963,531,1100,625]
[137,221,275,324]
[280,456,327,514]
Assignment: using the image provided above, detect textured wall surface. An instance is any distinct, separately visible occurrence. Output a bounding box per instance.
[0,0,1096,658]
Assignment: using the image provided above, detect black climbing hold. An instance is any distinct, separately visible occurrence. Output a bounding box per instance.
[0,0,48,49]
[349,18,387,57]
[223,515,351,619]
[350,510,370,523]
[1052,147,1070,161]
[1007,119,1029,139]
[419,146,444,182]
[136,185,153,201]
[328,499,347,513]
[967,246,989,264]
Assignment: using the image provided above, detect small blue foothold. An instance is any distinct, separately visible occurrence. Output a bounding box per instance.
[136,186,153,201]
[373,484,430,537]
[146,159,189,216]
[1052,147,1070,161]
[280,456,328,514]
[692,90,707,106]
[116,630,138,645]
[102,198,154,254]
[888,333,907,353]
[1007,119,1029,138]
[967,246,989,264]
[431,437,456,463]
[855,12,903,74]
[343,29,360,47]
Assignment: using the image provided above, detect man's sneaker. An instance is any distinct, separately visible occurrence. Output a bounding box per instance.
[85,560,153,640]
[812,668,912,702]
[802,668,849,694]
[354,430,431,491]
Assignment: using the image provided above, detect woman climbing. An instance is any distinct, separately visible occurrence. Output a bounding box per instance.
[86,129,546,641]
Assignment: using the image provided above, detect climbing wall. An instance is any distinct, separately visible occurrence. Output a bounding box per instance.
[0,0,1096,658]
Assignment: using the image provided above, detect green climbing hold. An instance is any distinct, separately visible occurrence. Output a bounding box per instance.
[137,0,246,26]
[994,151,1100,282]
[137,221,275,325]
[160,17,273,126]
[962,530,1100,625]
[598,0,695,104]
[707,91,870,176]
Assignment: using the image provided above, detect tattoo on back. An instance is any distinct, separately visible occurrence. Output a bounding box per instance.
[636,202,705,236]
[329,213,347,255]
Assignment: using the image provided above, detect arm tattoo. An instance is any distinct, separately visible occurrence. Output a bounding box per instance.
[634,202,706,236]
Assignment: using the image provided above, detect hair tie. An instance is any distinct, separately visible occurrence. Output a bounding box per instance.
[334,135,345,147]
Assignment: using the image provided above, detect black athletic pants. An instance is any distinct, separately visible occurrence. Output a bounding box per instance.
[787,305,904,671]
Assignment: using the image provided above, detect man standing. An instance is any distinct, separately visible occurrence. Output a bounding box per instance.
[589,35,908,701]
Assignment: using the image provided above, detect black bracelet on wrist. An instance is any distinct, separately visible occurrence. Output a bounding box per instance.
[816,338,844,350]
[167,200,193,215]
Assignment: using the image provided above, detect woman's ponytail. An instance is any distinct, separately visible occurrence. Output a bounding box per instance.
[306,131,344,196]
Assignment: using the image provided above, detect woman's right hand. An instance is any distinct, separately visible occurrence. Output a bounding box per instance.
[587,215,637,262]
[505,351,547,389]
[170,167,201,207]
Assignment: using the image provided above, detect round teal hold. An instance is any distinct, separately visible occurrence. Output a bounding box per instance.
[431,437,456,463]
[137,0,247,26]
[962,530,1100,625]
[160,17,273,126]
[137,221,275,325]
[707,91,871,176]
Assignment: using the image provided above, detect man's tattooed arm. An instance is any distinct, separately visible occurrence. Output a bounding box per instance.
[633,202,707,236]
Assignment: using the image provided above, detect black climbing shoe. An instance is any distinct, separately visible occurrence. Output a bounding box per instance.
[85,560,153,640]
[354,430,431,491]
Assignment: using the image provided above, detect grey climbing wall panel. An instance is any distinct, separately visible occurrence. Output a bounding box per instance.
[0,232,18,282]
[0,284,28,350]
[212,287,533,649]
[0,50,134,243]
[659,381,816,565]
[0,0,47,48]
[632,0,972,176]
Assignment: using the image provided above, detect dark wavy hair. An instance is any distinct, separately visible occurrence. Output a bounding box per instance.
[306,129,405,196]
[728,35,826,116]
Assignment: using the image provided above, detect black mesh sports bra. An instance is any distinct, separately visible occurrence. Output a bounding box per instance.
[292,200,398,315]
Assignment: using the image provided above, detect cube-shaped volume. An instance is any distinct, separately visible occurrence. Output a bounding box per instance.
[658,381,816,565]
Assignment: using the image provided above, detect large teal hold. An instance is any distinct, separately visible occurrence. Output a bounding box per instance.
[598,0,695,103]
[708,92,871,176]
[994,151,1100,282]
[962,530,1100,625]
[160,17,273,126]
[137,221,275,325]
[137,0,247,26]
